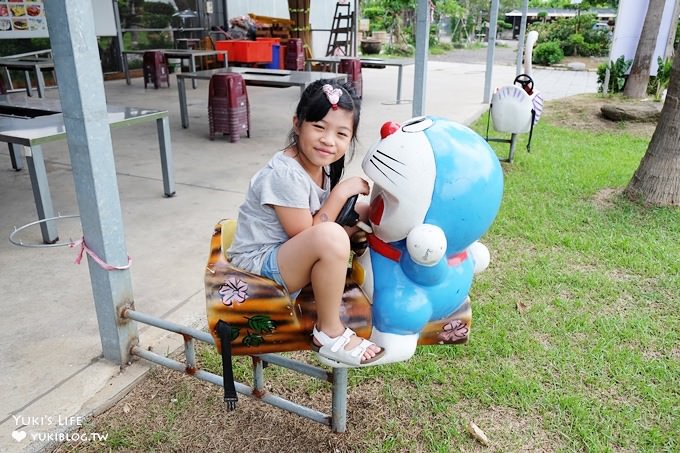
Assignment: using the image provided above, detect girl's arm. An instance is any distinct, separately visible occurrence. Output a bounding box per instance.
[274,176,369,237]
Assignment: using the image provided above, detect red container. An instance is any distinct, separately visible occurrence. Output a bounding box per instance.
[339,57,362,98]
[208,73,250,142]
[214,40,272,64]
[143,51,170,89]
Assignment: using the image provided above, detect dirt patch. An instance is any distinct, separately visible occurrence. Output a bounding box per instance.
[592,187,623,210]
[542,93,659,137]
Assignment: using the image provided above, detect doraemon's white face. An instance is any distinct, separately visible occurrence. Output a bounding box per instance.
[362,117,436,243]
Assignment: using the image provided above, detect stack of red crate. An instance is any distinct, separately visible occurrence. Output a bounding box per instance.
[143,51,170,89]
[284,38,305,71]
[208,73,250,143]
[339,58,362,98]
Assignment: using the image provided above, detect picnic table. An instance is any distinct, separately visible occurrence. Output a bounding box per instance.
[0,93,174,243]
[0,57,56,98]
[175,67,348,129]
[305,57,415,104]
[122,49,229,88]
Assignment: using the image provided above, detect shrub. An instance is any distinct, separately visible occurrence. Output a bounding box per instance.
[533,41,564,66]
[648,56,672,100]
[530,13,609,58]
[597,56,632,93]
[362,5,387,32]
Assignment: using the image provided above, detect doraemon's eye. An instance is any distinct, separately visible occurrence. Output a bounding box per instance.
[401,117,433,132]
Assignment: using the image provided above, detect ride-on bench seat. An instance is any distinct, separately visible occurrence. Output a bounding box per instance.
[205,220,472,357]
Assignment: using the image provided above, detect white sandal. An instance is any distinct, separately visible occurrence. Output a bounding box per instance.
[312,326,385,366]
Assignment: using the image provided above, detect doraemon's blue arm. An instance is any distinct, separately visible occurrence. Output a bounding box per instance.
[401,223,448,286]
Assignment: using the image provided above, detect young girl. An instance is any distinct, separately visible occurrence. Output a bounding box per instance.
[228,79,384,366]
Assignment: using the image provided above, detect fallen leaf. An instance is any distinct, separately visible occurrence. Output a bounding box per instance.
[467,421,490,446]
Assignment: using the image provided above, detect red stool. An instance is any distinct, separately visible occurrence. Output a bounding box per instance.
[143,51,170,89]
[208,73,250,142]
[284,38,305,71]
[339,58,362,98]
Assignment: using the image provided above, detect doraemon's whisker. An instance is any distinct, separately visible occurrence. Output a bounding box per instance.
[375,149,405,164]
[369,158,395,185]
[373,156,405,178]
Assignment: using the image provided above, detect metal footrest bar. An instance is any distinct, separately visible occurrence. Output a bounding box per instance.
[486,133,518,163]
[123,309,348,431]
[131,346,331,425]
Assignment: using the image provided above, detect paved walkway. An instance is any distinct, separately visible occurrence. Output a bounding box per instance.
[0,57,597,452]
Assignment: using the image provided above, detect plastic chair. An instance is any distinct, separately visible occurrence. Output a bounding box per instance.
[339,57,362,98]
[200,36,218,69]
[284,38,305,71]
[143,51,170,89]
[208,73,250,142]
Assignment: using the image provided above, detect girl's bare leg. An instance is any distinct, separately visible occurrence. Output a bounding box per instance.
[277,222,380,361]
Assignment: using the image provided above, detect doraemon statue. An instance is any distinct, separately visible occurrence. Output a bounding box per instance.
[354,116,504,366]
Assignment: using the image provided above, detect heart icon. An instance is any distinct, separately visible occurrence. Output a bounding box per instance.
[12,430,27,442]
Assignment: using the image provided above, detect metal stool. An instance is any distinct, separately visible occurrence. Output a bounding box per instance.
[208,73,250,142]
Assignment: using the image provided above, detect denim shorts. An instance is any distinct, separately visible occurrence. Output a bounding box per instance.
[260,246,302,300]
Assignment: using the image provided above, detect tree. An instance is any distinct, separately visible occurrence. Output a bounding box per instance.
[624,51,680,206]
[623,0,665,98]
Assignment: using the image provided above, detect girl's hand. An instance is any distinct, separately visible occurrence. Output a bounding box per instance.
[333,176,370,200]
[311,177,370,226]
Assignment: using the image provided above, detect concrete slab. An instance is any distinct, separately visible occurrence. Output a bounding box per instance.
[0,60,597,452]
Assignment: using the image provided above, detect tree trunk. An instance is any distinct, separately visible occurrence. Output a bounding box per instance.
[665,0,680,58]
[624,52,680,206]
[623,0,666,99]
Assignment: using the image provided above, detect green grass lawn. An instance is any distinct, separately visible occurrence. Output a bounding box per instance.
[347,117,679,451]
[60,104,679,453]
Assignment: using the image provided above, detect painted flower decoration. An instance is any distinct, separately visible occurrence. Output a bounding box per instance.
[439,320,468,342]
[219,277,248,306]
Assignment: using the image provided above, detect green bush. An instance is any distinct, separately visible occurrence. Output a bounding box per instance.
[0,38,50,57]
[362,5,387,32]
[530,14,609,58]
[533,41,564,66]
[648,56,673,100]
[597,55,632,93]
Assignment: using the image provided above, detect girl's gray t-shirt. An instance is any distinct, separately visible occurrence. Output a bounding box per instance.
[228,151,330,273]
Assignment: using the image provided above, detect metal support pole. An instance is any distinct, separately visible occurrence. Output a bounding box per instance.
[253,356,265,394]
[24,145,58,243]
[515,0,529,76]
[113,0,126,72]
[508,134,518,163]
[8,143,23,171]
[156,116,176,197]
[412,0,430,116]
[483,0,500,103]
[43,0,138,364]
[331,368,348,432]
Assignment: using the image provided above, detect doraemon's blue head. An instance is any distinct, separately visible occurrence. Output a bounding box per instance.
[363,116,503,255]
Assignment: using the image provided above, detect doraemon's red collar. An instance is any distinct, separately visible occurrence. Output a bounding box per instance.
[367,234,468,265]
[367,233,401,261]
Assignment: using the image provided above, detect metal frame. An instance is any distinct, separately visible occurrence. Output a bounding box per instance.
[123,309,349,432]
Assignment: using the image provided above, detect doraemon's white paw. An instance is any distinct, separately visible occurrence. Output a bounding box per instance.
[406,224,446,266]
[468,241,490,274]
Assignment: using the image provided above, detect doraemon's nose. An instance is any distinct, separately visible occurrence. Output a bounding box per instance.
[380,121,400,139]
